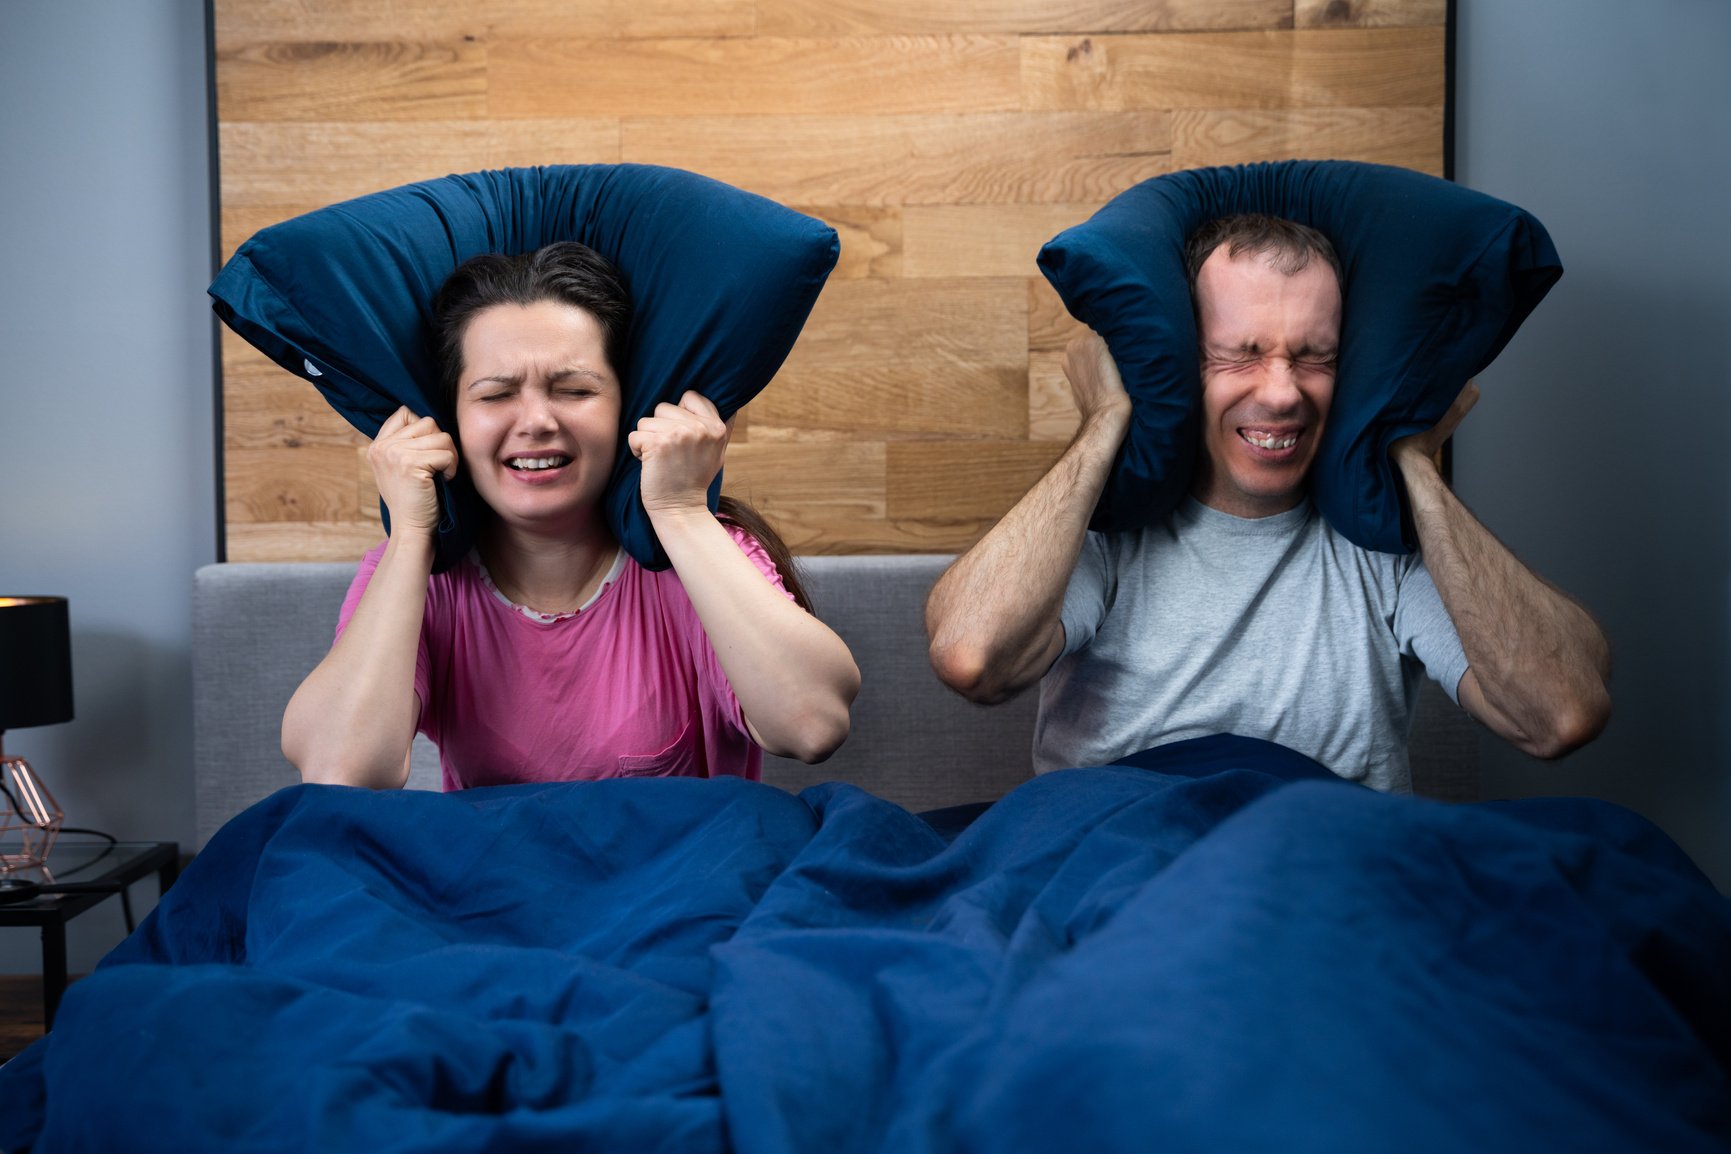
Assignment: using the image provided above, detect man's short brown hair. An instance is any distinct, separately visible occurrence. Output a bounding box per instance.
[1184,215,1342,294]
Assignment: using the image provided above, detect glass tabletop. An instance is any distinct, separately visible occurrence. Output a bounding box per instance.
[0,840,173,888]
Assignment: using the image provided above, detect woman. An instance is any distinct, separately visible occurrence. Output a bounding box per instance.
[283,242,859,789]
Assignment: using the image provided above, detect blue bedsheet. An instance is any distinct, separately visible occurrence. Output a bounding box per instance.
[2,736,1727,1152]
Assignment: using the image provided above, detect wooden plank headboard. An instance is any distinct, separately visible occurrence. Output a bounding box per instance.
[213,0,1447,563]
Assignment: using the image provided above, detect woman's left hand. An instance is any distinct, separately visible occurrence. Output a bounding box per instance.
[628,391,730,517]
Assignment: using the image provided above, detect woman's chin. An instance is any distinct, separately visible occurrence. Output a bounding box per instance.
[484,494,610,541]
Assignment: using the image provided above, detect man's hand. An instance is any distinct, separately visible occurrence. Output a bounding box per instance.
[1392,381,1479,475]
[1064,332,1134,429]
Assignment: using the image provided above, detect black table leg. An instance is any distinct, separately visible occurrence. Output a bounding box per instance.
[41,920,67,1030]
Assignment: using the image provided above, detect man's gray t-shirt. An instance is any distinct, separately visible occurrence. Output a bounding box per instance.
[1034,498,1469,792]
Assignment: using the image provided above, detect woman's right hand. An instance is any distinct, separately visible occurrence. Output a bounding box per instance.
[367,406,458,537]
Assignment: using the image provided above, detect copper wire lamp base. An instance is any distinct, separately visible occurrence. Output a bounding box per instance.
[0,754,63,870]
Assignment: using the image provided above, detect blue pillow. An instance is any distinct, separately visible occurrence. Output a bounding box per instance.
[211,164,839,571]
[1037,161,1562,553]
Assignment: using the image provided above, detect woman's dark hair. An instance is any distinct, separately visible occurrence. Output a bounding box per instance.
[716,497,813,613]
[431,242,813,612]
[431,241,634,419]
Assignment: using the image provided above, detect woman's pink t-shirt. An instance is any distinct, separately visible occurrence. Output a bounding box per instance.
[335,525,794,790]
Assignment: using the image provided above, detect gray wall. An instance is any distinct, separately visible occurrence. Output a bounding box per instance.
[0,0,214,972]
[1454,0,1731,891]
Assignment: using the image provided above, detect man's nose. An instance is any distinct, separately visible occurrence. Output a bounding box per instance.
[1254,358,1306,410]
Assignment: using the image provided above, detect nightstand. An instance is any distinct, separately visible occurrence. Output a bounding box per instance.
[0,840,179,1029]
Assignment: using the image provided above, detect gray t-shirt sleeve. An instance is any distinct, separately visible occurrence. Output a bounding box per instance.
[1058,531,1112,660]
[1393,556,1470,705]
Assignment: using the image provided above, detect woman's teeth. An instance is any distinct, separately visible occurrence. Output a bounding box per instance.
[508,455,571,471]
[1242,431,1298,450]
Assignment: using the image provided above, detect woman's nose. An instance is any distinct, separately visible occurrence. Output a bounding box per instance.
[516,390,558,433]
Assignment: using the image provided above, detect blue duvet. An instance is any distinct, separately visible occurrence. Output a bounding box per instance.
[2,736,1727,1152]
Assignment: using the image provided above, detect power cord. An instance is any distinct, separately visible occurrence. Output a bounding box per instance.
[0,777,127,916]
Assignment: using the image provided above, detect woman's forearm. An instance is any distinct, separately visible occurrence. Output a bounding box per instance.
[282,533,434,787]
[651,508,859,764]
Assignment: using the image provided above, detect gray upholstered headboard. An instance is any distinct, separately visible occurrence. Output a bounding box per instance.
[192,556,1479,850]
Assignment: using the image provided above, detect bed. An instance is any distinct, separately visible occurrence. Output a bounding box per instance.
[0,556,1726,1153]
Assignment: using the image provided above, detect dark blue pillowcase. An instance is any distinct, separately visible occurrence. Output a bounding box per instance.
[1037,161,1562,553]
[211,164,839,571]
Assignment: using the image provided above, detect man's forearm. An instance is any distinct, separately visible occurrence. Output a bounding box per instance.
[1399,454,1610,757]
[926,406,1129,703]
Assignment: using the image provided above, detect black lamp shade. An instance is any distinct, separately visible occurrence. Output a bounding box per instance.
[0,596,75,731]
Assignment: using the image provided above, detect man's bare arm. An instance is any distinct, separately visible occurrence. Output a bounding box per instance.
[926,333,1132,704]
[1392,383,1611,758]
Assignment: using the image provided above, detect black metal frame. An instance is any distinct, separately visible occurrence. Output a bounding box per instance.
[0,841,180,1030]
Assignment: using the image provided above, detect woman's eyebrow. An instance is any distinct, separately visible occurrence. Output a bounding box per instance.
[548,366,608,384]
[466,366,609,390]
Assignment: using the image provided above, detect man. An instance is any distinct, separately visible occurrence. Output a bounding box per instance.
[925,215,1610,790]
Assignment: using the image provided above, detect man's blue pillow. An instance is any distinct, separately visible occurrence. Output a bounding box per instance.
[211,164,839,571]
[1036,161,1562,553]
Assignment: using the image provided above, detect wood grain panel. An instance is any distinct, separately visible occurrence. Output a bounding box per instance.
[751,280,1028,439]
[218,119,623,257]
[805,207,904,280]
[214,0,1447,560]
[213,0,755,46]
[223,355,364,452]
[219,120,623,256]
[622,112,1173,206]
[903,205,1097,278]
[1022,28,1446,111]
[1295,0,1448,28]
[721,443,887,519]
[739,511,999,557]
[226,446,365,525]
[1172,106,1444,174]
[216,40,487,122]
[1029,351,1082,443]
[219,120,621,207]
[489,37,1018,118]
[1028,277,1088,353]
[886,442,1067,519]
[757,0,1292,35]
[227,521,388,564]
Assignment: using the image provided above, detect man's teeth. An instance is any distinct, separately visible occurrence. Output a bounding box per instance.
[1242,431,1298,450]
[508,456,570,471]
